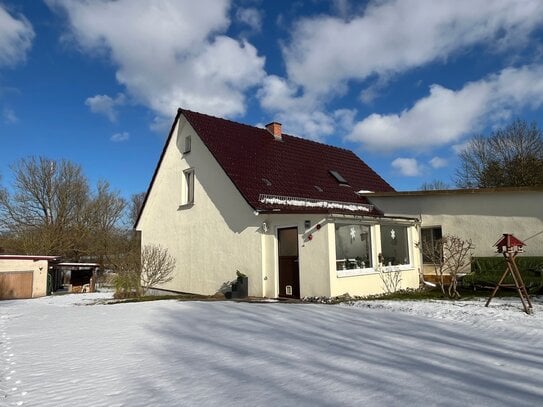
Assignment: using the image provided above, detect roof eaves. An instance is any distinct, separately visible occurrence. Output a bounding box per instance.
[361,185,543,197]
[0,255,60,261]
[134,109,183,229]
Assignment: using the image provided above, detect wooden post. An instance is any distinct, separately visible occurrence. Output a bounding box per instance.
[90,267,97,293]
[485,251,532,314]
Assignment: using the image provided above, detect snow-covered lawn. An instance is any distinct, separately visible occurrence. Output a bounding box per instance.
[1,293,543,407]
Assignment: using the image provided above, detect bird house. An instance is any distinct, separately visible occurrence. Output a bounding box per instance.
[493,233,526,254]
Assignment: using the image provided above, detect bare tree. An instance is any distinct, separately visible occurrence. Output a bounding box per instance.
[0,157,129,261]
[140,244,175,296]
[420,180,449,191]
[422,235,474,299]
[86,180,127,265]
[455,119,543,188]
[0,157,89,257]
[377,264,403,294]
[111,244,175,298]
[129,192,146,227]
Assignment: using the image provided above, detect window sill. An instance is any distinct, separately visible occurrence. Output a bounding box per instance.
[337,268,375,278]
[336,264,413,278]
[178,203,194,210]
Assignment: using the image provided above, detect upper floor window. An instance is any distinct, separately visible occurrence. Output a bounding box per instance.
[182,169,194,205]
[183,135,191,154]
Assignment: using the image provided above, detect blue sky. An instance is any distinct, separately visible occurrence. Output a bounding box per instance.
[1,0,543,198]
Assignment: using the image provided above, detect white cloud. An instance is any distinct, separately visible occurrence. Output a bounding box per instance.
[47,0,266,119]
[0,5,34,67]
[150,116,172,134]
[331,0,356,19]
[347,65,543,151]
[111,132,129,142]
[429,157,448,169]
[452,142,469,155]
[85,93,126,122]
[257,75,355,139]
[236,7,262,32]
[392,158,422,177]
[257,0,543,145]
[283,0,543,94]
[2,107,18,124]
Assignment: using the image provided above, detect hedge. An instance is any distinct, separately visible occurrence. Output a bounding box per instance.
[463,256,543,292]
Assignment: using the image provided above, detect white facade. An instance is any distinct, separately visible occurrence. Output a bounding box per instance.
[367,189,543,257]
[136,114,421,298]
[136,115,263,296]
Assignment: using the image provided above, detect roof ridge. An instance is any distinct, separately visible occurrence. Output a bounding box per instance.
[181,108,269,136]
[281,132,354,154]
[180,107,355,154]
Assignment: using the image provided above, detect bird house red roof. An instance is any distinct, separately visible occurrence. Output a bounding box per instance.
[493,234,526,252]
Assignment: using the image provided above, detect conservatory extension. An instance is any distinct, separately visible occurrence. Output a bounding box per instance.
[334,221,413,277]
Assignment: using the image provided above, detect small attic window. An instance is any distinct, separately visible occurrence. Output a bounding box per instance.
[262,177,272,186]
[183,135,191,154]
[329,170,349,186]
[314,185,323,192]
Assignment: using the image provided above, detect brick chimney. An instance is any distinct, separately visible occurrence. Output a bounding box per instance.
[265,121,282,141]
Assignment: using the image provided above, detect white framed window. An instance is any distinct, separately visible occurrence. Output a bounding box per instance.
[335,223,372,271]
[182,169,194,205]
[421,226,443,263]
[380,225,410,266]
[183,135,191,154]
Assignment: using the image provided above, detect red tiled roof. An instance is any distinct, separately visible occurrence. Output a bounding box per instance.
[493,234,526,249]
[182,109,394,216]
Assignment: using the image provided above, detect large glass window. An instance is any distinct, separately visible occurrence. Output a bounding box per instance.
[335,224,372,270]
[380,225,410,266]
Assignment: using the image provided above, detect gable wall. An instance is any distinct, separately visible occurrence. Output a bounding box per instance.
[137,116,263,296]
[369,191,543,257]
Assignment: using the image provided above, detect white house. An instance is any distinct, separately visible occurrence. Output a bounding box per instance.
[135,109,422,298]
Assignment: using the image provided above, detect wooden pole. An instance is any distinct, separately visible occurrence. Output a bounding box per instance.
[485,252,532,314]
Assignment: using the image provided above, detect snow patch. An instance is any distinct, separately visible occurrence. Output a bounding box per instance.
[259,194,372,212]
[0,294,542,406]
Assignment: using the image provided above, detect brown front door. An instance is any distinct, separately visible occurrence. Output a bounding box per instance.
[278,227,300,298]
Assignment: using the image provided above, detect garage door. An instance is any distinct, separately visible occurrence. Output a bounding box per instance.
[0,271,33,299]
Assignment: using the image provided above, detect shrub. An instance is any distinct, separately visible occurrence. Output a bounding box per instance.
[463,256,543,292]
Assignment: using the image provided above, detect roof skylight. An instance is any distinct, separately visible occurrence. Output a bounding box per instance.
[314,185,323,192]
[329,170,349,185]
[261,177,272,186]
